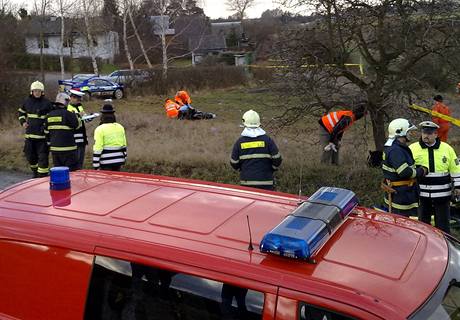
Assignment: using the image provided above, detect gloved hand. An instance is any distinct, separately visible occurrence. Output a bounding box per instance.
[324,142,337,152]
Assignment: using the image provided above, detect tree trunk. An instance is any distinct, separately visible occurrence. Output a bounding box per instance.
[122,10,134,70]
[59,14,65,80]
[128,7,152,69]
[82,0,99,75]
[39,29,44,83]
[161,32,167,79]
[369,108,386,151]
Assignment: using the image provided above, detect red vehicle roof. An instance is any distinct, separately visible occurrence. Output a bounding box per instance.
[0,170,448,319]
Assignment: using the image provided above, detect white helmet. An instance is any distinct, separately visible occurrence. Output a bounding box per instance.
[55,92,70,105]
[388,118,416,138]
[242,110,260,128]
[30,81,44,92]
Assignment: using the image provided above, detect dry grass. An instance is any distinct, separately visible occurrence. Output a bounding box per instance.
[1,88,384,206]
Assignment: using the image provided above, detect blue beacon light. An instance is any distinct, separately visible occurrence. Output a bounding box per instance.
[260,187,358,260]
[49,166,71,190]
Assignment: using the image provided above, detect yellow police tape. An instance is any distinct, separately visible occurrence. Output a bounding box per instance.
[409,104,460,127]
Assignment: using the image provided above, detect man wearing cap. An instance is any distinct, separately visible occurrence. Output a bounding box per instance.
[230,110,282,190]
[410,121,460,234]
[431,95,451,142]
[382,118,427,216]
[93,104,127,171]
[67,89,89,169]
[17,81,53,177]
[44,93,81,171]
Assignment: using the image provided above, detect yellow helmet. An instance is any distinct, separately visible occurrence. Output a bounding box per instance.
[388,118,416,138]
[30,81,44,92]
[242,109,260,128]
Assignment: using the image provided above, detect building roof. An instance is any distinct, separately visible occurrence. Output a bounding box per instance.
[23,16,113,36]
[189,34,226,51]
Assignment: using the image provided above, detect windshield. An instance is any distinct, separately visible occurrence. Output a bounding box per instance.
[410,236,460,319]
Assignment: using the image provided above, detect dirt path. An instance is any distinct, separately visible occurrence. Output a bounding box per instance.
[0,170,30,190]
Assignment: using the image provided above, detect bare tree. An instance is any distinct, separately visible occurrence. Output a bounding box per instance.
[120,0,135,69]
[225,0,255,20]
[32,0,51,83]
[54,0,76,80]
[274,0,460,151]
[128,0,153,69]
[80,0,99,75]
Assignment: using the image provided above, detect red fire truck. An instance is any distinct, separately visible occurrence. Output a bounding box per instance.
[0,169,459,319]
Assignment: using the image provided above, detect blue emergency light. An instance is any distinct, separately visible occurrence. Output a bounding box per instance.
[260,187,358,260]
[49,167,71,190]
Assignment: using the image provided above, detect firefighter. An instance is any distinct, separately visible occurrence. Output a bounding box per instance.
[431,95,451,142]
[92,104,127,171]
[382,118,427,217]
[230,110,282,190]
[67,89,88,169]
[164,98,180,119]
[45,93,81,171]
[18,81,53,177]
[319,104,366,165]
[409,121,460,234]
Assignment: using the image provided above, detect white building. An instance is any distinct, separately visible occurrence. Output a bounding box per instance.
[24,16,119,63]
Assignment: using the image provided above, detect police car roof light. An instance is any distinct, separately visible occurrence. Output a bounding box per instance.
[260,187,358,260]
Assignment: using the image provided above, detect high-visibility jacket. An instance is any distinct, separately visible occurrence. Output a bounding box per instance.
[230,134,282,189]
[382,139,425,214]
[93,123,127,168]
[320,110,355,134]
[45,106,81,152]
[409,139,460,200]
[67,103,88,145]
[18,95,53,140]
[174,91,192,106]
[164,99,180,118]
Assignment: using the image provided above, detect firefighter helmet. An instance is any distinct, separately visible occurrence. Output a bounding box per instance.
[242,110,260,128]
[388,118,416,138]
[55,92,70,105]
[30,81,44,92]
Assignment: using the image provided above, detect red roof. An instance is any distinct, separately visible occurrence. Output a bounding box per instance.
[0,170,448,319]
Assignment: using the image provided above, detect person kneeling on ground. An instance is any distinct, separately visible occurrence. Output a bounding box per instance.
[174,90,216,120]
[92,104,127,171]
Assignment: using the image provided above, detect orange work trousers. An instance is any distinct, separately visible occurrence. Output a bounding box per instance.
[437,124,449,142]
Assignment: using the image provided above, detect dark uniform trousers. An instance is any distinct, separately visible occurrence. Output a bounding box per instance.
[419,197,450,234]
[24,139,49,177]
[52,151,79,172]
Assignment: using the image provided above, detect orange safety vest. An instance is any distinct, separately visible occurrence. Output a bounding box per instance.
[164,99,179,118]
[174,91,192,106]
[321,110,355,134]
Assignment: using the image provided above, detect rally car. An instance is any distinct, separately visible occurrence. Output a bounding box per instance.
[0,170,459,319]
[58,77,124,99]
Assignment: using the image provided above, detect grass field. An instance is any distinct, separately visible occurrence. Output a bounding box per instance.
[0,87,383,207]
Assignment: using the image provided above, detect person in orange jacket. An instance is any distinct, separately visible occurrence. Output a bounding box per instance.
[319,104,366,165]
[431,95,451,142]
[164,99,180,119]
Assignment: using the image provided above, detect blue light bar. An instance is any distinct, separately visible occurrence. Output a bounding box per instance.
[50,167,71,190]
[260,187,358,260]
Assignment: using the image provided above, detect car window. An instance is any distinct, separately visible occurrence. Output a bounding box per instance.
[94,79,112,86]
[110,71,119,76]
[299,303,356,320]
[85,255,265,319]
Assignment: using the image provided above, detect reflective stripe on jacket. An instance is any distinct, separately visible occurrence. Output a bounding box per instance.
[67,103,88,145]
[45,107,81,152]
[93,123,127,168]
[320,110,355,134]
[18,96,53,139]
[230,134,282,187]
[164,99,179,118]
[410,139,460,199]
[382,139,423,213]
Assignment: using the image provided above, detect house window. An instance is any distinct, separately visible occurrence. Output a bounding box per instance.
[38,37,49,49]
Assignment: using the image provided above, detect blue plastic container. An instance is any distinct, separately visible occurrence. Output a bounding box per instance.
[49,167,71,190]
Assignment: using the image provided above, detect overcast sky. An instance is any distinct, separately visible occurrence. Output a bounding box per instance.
[7,0,294,19]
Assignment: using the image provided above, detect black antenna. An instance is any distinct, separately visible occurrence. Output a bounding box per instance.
[246,215,254,251]
[298,165,303,204]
